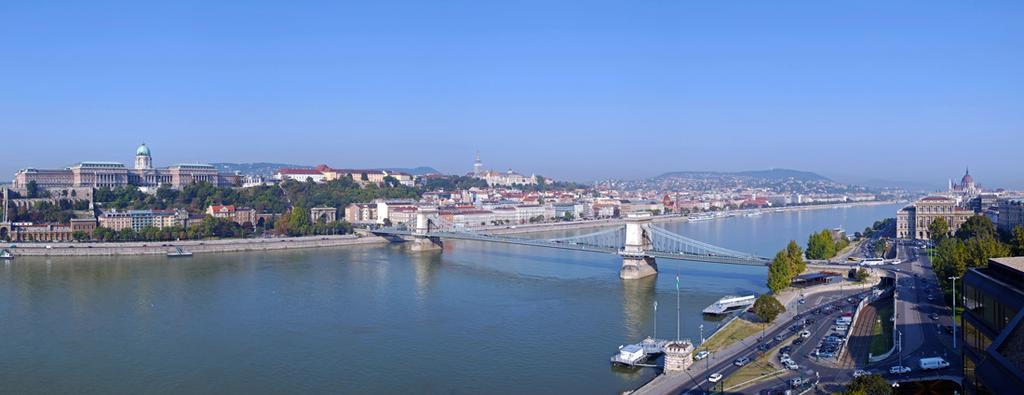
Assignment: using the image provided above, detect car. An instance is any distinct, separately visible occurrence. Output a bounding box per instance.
[799,298,806,304]
[780,346,792,354]
[734,357,751,366]
[790,377,804,388]
[784,360,799,370]
[930,313,940,320]
[774,335,784,342]
[890,365,912,375]
[694,350,710,360]
[928,296,935,301]
[708,372,723,383]
[792,338,805,345]
[853,369,870,378]
[800,330,811,338]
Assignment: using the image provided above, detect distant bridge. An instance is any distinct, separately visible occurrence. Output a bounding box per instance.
[372,211,770,279]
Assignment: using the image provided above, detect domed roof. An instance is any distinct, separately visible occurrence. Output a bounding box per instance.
[136,144,151,156]
[961,167,973,185]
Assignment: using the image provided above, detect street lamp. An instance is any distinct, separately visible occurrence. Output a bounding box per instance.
[949,276,960,349]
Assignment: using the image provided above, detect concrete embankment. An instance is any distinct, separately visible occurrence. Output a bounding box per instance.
[6,235,390,257]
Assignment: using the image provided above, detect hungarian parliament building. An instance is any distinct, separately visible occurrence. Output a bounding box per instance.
[12,144,240,191]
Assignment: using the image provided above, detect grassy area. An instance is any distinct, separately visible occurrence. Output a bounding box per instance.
[722,333,793,390]
[702,317,763,353]
[868,300,895,357]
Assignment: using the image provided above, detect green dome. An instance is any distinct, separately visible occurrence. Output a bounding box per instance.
[136,144,151,156]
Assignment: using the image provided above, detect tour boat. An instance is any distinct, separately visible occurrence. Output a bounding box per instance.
[0,248,13,260]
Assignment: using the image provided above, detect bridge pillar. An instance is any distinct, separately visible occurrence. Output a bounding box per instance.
[620,214,657,279]
[410,208,443,251]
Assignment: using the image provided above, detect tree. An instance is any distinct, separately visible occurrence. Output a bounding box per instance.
[752,294,785,323]
[72,231,89,242]
[965,236,1009,269]
[767,251,794,293]
[933,237,968,287]
[929,217,950,242]
[26,180,40,198]
[843,374,892,395]
[806,230,836,260]
[786,240,805,273]
[956,215,997,241]
[1012,225,1024,256]
[873,239,887,258]
[855,267,870,282]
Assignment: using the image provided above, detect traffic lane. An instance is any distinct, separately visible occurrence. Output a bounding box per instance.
[681,292,870,394]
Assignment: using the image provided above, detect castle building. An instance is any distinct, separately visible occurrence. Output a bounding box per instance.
[12,144,240,191]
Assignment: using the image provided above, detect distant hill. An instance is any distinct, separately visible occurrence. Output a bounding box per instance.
[212,163,441,177]
[656,168,831,182]
[213,163,310,176]
[384,167,440,175]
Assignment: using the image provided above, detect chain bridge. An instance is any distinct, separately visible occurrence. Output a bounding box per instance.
[371,210,770,279]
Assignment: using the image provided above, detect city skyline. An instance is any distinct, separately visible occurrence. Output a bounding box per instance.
[2,1,1022,186]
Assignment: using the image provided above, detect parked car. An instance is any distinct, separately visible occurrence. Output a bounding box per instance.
[784,360,799,370]
[800,330,811,338]
[790,377,804,388]
[792,338,805,346]
[930,313,940,320]
[694,350,710,360]
[890,365,912,375]
[774,335,784,342]
[853,369,870,378]
[708,372,723,383]
[734,357,751,366]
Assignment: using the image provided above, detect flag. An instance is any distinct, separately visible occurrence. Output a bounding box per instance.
[654,301,658,311]
[675,274,680,291]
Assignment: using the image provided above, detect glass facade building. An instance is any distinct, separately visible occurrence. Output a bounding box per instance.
[962,257,1024,394]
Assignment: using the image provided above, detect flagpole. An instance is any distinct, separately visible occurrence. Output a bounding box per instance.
[676,273,681,341]
[653,301,658,340]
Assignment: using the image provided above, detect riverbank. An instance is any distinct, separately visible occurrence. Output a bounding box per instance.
[3,234,390,256]
[3,200,897,257]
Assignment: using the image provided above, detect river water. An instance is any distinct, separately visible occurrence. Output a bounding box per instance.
[0,203,900,394]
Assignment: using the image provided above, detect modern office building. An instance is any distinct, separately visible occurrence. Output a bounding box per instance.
[962,257,1024,394]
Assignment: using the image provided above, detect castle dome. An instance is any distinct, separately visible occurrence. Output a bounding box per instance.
[136,144,151,156]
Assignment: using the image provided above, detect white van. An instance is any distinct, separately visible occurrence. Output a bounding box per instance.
[919,357,950,370]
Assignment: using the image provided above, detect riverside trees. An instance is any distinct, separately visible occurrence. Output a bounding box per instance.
[767,240,806,293]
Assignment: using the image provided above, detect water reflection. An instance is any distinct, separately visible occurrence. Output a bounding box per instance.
[621,275,657,340]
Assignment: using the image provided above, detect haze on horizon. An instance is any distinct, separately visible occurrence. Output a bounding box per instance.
[1,1,1022,188]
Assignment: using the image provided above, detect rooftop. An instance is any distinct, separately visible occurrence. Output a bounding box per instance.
[991,257,1024,274]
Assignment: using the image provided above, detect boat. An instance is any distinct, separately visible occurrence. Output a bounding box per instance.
[0,248,13,260]
[703,295,756,315]
[167,246,193,257]
[687,213,715,222]
[611,344,647,366]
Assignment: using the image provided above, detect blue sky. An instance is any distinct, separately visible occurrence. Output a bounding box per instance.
[1,1,1022,188]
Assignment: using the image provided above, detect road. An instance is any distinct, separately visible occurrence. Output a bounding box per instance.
[736,240,962,394]
[674,289,871,394]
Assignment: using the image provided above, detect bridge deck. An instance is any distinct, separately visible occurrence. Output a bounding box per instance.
[371,229,770,267]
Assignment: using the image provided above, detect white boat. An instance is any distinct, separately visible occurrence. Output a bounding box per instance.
[611,344,646,366]
[0,249,13,260]
[687,213,715,222]
[703,295,756,315]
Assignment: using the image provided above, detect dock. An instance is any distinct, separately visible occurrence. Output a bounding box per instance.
[702,295,756,315]
[610,337,670,368]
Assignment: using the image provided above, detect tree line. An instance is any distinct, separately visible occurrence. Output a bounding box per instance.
[931,216,1024,293]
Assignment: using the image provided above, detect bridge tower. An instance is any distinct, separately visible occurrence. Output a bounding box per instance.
[620,214,658,279]
[410,208,443,251]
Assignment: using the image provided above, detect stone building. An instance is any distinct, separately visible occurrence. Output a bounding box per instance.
[98,209,186,232]
[999,198,1024,235]
[896,196,974,240]
[309,207,337,223]
[344,203,377,224]
[13,144,239,191]
[206,205,258,226]
[662,340,695,372]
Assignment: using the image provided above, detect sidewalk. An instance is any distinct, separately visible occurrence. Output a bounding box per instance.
[631,273,882,394]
